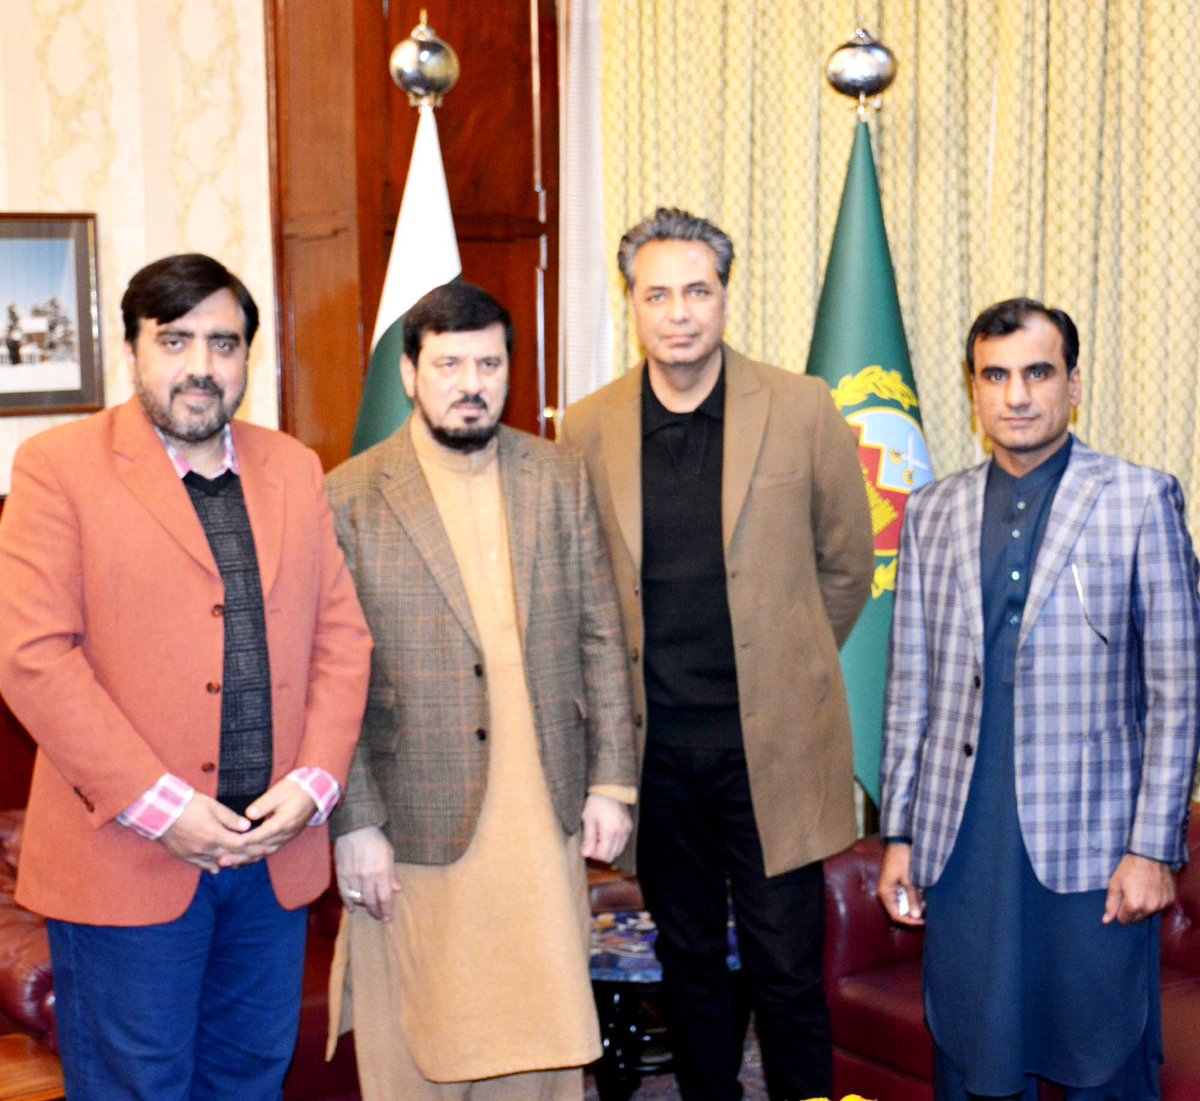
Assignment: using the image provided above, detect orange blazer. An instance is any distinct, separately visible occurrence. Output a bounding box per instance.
[0,399,372,926]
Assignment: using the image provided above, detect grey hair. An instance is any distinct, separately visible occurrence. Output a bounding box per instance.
[617,207,735,289]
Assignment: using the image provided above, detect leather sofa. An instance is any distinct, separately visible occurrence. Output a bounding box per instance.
[823,805,1200,1101]
[0,808,362,1100]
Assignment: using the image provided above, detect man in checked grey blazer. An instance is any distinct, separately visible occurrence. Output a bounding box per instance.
[879,298,1200,1101]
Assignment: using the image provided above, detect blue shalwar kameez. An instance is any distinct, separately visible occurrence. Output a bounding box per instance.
[922,439,1162,1100]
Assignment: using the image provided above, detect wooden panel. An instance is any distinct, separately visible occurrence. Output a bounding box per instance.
[280,233,365,464]
[381,4,541,222]
[459,237,549,435]
[267,0,365,469]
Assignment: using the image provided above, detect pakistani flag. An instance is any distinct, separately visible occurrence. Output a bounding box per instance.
[806,119,932,807]
[352,104,462,455]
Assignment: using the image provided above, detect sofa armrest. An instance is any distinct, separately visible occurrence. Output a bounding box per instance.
[0,864,57,1050]
[824,837,925,980]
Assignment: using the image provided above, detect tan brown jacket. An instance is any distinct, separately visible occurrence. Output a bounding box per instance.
[558,345,873,875]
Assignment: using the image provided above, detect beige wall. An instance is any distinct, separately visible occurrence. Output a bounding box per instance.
[0,0,277,494]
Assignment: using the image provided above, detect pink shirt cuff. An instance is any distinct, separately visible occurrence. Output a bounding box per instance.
[118,767,340,839]
[117,774,195,839]
[288,767,341,825]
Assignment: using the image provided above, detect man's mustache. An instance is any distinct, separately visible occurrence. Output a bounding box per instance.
[172,376,224,399]
[453,396,488,411]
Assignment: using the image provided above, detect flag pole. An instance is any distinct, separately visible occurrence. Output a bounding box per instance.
[351,13,463,455]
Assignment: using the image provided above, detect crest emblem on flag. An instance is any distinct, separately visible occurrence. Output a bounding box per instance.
[830,365,932,596]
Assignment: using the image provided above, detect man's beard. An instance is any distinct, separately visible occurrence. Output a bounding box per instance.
[418,396,503,453]
[134,372,245,445]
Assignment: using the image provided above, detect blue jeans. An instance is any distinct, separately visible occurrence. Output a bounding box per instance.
[48,860,307,1101]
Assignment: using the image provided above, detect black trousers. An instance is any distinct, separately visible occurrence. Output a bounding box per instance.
[637,740,832,1101]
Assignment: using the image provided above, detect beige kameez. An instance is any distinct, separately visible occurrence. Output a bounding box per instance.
[332,419,600,1099]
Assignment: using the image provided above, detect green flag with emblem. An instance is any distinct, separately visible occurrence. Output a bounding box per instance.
[806,119,932,807]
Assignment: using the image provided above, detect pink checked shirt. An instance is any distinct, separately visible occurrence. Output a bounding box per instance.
[116,426,341,839]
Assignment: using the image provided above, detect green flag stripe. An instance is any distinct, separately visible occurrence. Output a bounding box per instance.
[351,316,412,455]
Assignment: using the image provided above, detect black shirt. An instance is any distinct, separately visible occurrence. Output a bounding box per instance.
[641,366,742,747]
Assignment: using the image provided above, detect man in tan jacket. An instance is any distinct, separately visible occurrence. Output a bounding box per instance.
[326,282,638,1100]
[559,208,873,1101]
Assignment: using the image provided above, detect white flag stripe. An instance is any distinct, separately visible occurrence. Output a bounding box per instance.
[371,104,462,353]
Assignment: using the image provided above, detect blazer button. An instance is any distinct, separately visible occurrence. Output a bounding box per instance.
[211,604,224,617]
[475,728,487,741]
[206,681,221,694]
[963,743,975,757]
[201,761,216,773]
[474,663,483,677]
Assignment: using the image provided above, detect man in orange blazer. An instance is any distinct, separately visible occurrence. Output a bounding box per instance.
[559,208,874,1101]
[0,254,371,1101]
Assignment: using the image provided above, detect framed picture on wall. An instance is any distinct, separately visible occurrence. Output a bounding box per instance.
[0,213,103,416]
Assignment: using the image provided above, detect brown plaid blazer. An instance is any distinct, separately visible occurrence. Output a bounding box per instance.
[326,424,637,864]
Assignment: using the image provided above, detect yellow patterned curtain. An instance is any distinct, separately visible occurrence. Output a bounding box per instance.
[600,1,1200,523]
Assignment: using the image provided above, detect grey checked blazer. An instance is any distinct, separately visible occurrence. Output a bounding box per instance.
[326,424,638,864]
[881,439,1200,893]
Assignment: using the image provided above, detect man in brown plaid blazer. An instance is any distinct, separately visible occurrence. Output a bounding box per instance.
[325,282,638,1100]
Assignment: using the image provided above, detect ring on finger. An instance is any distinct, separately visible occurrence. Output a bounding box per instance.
[345,887,363,903]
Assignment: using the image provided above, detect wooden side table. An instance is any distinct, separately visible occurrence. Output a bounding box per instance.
[0,1035,63,1101]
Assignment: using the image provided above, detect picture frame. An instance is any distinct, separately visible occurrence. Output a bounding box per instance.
[0,213,103,416]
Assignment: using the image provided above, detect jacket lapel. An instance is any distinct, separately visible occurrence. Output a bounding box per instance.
[112,399,219,577]
[949,461,988,664]
[233,422,285,599]
[1018,440,1110,649]
[499,428,537,641]
[598,369,644,572]
[720,346,769,552]
[379,428,481,650]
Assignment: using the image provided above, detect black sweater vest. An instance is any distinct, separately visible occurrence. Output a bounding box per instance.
[184,471,273,814]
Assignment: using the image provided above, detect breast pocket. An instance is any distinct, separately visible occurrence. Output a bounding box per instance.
[1068,556,1130,645]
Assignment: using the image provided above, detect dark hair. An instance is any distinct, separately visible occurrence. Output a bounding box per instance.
[403,282,514,364]
[617,207,735,290]
[121,254,259,346]
[965,297,1079,374]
